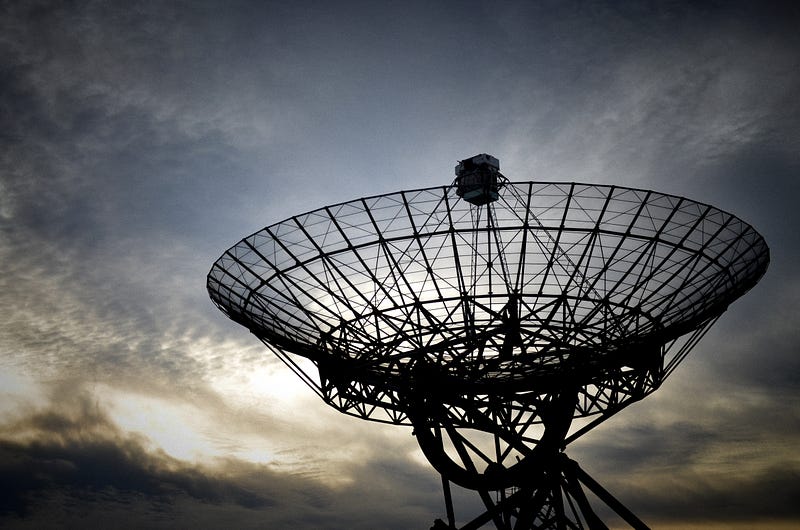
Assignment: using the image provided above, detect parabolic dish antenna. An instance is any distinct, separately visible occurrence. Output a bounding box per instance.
[208,155,768,529]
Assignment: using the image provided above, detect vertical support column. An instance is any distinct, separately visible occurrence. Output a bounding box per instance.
[442,475,456,528]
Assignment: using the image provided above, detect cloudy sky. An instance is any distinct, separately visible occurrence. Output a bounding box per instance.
[1,1,798,528]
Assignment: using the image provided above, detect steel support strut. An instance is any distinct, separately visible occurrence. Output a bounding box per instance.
[563,456,650,530]
[435,454,650,530]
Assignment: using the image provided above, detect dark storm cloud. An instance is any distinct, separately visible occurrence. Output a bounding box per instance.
[0,387,272,518]
[0,383,442,529]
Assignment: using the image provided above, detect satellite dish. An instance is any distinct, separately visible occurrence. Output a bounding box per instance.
[208,155,769,529]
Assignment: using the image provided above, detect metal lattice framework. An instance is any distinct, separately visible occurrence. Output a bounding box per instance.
[208,178,768,529]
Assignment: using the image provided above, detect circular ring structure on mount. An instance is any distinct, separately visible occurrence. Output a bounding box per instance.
[207,182,769,426]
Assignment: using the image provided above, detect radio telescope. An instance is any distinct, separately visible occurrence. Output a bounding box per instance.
[208,155,769,529]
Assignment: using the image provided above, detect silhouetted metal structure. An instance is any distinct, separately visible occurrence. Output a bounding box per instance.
[208,155,769,529]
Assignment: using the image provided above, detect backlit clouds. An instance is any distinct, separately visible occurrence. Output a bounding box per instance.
[0,381,442,529]
[1,0,798,528]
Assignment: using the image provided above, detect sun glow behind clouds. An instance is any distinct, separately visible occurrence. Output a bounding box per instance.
[84,338,348,475]
[93,357,318,468]
[228,357,315,407]
[81,338,311,466]
[97,384,225,462]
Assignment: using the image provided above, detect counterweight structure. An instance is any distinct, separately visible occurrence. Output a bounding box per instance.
[208,155,769,529]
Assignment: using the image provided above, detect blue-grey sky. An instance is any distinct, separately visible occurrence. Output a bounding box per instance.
[1,1,798,528]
